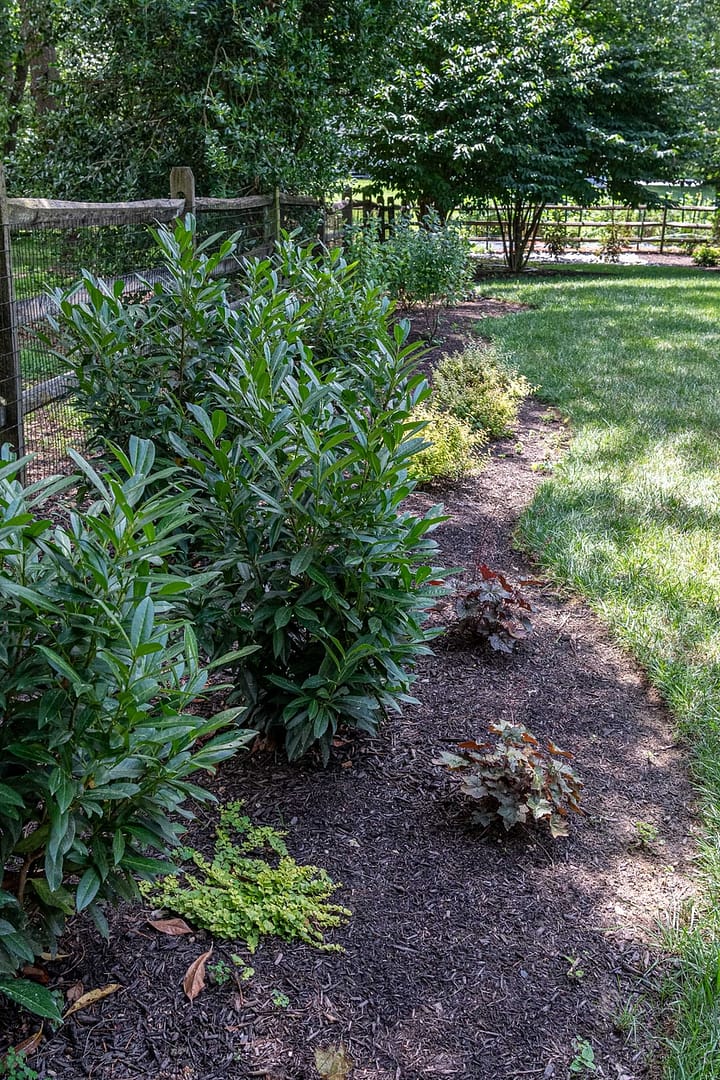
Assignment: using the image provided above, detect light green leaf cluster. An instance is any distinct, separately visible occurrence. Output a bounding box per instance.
[141,803,351,952]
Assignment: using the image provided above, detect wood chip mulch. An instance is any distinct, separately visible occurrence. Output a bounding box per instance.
[2,300,697,1080]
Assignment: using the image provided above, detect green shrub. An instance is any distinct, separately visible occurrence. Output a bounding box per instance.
[435,721,584,837]
[542,212,569,260]
[53,219,448,763]
[141,802,350,952]
[345,213,473,337]
[171,329,445,762]
[432,343,531,437]
[51,218,410,462]
[692,244,720,267]
[407,405,485,484]
[0,437,252,1019]
[598,224,630,263]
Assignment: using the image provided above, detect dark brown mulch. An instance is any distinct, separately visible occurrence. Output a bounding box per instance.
[2,302,697,1080]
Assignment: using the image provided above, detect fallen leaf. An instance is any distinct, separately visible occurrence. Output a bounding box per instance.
[39,952,70,961]
[14,1029,44,1057]
[183,947,213,1001]
[148,917,193,936]
[315,1044,353,1080]
[21,964,49,985]
[66,981,84,1003]
[64,983,121,1017]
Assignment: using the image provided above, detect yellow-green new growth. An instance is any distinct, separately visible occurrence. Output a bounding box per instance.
[141,802,350,952]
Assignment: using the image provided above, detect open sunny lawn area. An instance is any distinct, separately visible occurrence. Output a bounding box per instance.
[483,263,720,1078]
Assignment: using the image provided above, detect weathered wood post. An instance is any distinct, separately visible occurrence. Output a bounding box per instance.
[659,205,668,254]
[169,167,196,218]
[271,185,282,247]
[341,186,353,233]
[0,162,24,459]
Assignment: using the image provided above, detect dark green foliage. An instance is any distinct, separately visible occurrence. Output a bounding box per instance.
[362,0,690,269]
[455,565,534,653]
[432,344,531,438]
[141,802,351,952]
[0,437,252,1016]
[172,335,445,763]
[436,720,584,837]
[54,219,446,762]
[4,0,417,199]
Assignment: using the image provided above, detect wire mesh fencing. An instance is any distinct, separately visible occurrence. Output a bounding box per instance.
[1,179,324,480]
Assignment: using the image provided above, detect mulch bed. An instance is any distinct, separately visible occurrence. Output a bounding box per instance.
[2,300,698,1080]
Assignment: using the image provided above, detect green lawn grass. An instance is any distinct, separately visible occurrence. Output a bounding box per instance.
[481,263,720,1079]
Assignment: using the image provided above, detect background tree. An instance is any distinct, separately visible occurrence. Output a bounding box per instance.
[361,0,691,269]
[2,0,418,198]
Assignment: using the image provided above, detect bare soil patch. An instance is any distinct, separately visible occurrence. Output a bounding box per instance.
[2,301,697,1080]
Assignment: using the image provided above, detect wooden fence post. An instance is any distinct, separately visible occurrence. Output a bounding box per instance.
[0,162,24,459]
[342,186,353,231]
[659,205,668,254]
[169,167,196,217]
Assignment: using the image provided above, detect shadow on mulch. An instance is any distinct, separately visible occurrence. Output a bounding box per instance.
[2,304,697,1080]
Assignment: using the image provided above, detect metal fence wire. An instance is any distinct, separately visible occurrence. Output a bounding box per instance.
[5,192,320,480]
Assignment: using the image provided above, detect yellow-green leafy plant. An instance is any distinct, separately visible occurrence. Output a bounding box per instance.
[408,405,486,483]
[141,803,351,952]
[432,344,531,438]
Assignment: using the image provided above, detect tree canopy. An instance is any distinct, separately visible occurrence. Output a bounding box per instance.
[359,0,695,264]
[2,0,417,198]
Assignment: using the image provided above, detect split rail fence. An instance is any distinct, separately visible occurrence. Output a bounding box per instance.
[343,192,719,254]
[0,165,324,475]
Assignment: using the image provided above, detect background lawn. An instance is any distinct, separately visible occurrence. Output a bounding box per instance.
[482,263,720,1079]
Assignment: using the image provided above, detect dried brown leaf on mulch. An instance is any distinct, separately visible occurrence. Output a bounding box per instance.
[0,300,697,1080]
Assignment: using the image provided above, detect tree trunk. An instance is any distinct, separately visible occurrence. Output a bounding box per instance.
[494,198,546,271]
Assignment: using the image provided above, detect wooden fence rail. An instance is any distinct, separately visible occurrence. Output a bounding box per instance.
[0,164,323,461]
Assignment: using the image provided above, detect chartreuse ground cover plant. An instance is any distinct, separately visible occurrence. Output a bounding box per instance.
[483,264,720,1078]
[141,801,350,952]
[0,437,252,1021]
[52,218,447,763]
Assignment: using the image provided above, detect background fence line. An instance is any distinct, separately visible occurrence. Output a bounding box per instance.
[0,165,324,476]
[342,192,719,253]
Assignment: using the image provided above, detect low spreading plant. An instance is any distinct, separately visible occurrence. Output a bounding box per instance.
[436,720,584,837]
[407,406,485,484]
[432,343,531,438]
[141,802,350,952]
[454,564,534,653]
[692,244,720,268]
[0,438,252,1020]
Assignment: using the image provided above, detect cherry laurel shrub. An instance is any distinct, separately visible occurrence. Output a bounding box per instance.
[53,219,447,763]
[436,721,584,837]
[0,438,252,1019]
